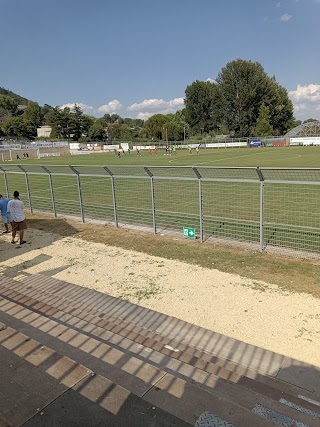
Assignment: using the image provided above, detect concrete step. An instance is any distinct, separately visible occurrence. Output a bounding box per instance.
[0,322,191,427]
[1,286,319,427]
[17,274,288,375]
[0,275,293,380]
[0,322,279,427]
[1,274,319,406]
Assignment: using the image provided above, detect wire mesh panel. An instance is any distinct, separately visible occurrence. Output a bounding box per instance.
[202,181,261,244]
[50,174,81,217]
[198,167,259,181]
[0,173,6,196]
[114,177,153,227]
[5,172,28,201]
[1,165,320,261]
[261,168,320,183]
[80,176,114,222]
[154,178,200,235]
[27,174,54,213]
[264,183,320,255]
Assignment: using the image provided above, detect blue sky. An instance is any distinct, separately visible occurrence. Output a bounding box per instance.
[1,0,319,120]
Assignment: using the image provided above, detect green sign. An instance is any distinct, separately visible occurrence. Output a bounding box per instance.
[183,227,195,239]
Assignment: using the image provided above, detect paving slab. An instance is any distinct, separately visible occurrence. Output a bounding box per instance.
[0,345,89,426]
[22,375,191,427]
[0,415,12,427]
[277,359,320,394]
[144,373,273,427]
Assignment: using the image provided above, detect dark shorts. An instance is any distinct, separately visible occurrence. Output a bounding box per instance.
[12,219,27,231]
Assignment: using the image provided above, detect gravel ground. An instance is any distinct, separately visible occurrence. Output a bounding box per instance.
[1,228,319,367]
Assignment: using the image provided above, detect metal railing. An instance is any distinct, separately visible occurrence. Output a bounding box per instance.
[0,164,319,261]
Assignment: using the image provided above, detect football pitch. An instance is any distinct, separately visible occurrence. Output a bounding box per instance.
[5,145,320,168]
[1,146,320,258]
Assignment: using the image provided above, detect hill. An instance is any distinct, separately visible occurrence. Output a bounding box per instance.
[0,86,30,104]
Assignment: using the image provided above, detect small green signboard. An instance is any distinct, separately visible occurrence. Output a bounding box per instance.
[183,227,195,239]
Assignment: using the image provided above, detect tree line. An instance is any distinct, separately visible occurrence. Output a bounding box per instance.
[0,59,311,142]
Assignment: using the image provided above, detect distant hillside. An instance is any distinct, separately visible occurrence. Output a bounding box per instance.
[0,87,30,104]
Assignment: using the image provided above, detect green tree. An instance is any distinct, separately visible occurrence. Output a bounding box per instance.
[24,101,44,127]
[101,113,123,124]
[0,95,19,115]
[1,116,36,139]
[42,104,53,116]
[165,121,184,141]
[46,107,72,139]
[267,79,294,135]
[88,121,107,141]
[184,80,222,134]
[216,59,293,137]
[303,118,318,123]
[70,104,85,140]
[254,103,273,136]
[144,114,168,139]
[0,87,29,104]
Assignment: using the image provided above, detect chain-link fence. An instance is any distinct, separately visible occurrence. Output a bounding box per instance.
[0,164,319,261]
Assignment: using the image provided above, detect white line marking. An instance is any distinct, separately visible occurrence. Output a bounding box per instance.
[164,345,180,352]
[298,395,320,407]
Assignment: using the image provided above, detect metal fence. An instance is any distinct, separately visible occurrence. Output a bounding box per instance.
[0,164,319,261]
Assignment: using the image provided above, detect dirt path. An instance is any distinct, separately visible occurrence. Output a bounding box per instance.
[1,228,319,367]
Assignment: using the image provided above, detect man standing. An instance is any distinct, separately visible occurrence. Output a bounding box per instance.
[0,194,12,233]
[7,191,27,245]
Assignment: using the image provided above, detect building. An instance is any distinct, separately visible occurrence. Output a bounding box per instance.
[37,126,52,138]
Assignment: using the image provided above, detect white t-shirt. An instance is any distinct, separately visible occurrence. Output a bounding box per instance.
[7,199,25,222]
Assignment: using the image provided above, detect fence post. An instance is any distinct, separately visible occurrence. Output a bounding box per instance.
[69,165,85,223]
[193,167,203,242]
[42,166,57,217]
[18,165,32,213]
[256,166,265,252]
[144,167,157,234]
[103,166,118,227]
[0,168,9,197]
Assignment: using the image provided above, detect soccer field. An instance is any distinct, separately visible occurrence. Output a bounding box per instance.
[3,145,320,168]
[1,145,320,259]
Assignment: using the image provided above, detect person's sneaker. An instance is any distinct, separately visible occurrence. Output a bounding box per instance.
[11,240,15,244]
[2,231,8,234]
[20,241,27,245]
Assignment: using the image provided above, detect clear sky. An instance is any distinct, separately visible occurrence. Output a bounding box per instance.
[1,0,319,121]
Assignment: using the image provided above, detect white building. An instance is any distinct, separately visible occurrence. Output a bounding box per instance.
[37,126,52,138]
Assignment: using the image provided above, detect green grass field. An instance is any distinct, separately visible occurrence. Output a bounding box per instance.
[1,145,320,258]
[3,145,320,167]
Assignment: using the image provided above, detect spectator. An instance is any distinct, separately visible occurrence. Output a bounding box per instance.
[0,194,12,233]
[7,191,27,245]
